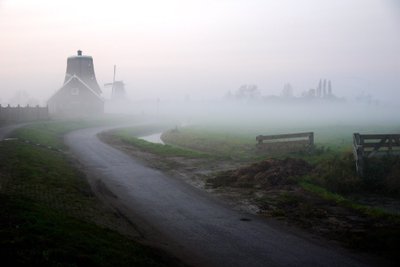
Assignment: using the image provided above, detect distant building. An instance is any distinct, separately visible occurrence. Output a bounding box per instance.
[104,65,127,101]
[48,50,104,117]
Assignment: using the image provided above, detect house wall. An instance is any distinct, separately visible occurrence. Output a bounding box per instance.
[48,78,104,117]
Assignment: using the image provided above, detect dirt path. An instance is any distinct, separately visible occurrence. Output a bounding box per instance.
[64,125,382,267]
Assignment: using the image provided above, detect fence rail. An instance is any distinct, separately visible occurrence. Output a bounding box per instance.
[353,133,400,176]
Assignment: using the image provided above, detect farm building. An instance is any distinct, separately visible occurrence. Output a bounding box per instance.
[48,50,104,117]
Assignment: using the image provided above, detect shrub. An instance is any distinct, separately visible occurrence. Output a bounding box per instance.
[310,152,362,194]
[363,156,400,194]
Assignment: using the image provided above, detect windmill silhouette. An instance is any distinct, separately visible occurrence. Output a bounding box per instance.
[104,65,126,100]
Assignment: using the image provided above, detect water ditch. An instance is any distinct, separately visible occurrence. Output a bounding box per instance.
[138,132,164,144]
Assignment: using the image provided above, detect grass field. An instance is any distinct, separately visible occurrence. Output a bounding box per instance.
[161,122,400,160]
[0,119,183,267]
[106,126,209,158]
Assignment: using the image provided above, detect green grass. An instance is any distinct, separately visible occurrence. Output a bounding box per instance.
[161,127,258,160]
[11,117,126,149]
[0,141,94,211]
[109,127,210,158]
[160,124,356,161]
[110,124,169,138]
[10,114,143,149]
[161,123,400,159]
[11,120,93,148]
[0,195,170,267]
[300,181,400,220]
[0,120,181,267]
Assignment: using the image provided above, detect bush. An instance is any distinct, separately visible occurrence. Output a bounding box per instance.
[310,152,362,194]
[363,156,400,194]
[385,161,400,195]
[309,153,400,196]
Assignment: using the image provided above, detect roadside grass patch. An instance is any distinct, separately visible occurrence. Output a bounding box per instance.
[160,125,363,162]
[0,195,170,267]
[161,127,256,160]
[112,124,169,137]
[0,121,182,267]
[299,182,398,219]
[108,127,209,158]
[10,115,140,149]
[0,141,94,212]
[12,120,98,149]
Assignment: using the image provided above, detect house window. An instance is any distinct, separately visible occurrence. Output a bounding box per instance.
[71,88,79,95]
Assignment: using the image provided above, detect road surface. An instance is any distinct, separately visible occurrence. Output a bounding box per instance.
[64,126,377,267]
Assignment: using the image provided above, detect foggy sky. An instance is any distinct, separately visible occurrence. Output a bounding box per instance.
[0,0,399,105]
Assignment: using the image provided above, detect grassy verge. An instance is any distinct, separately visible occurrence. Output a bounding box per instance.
[0,121,182,267]
[107,127,209,158]
[161,127,255,160]
[300,182,399,219]
[0,195,170,267]
[10,114,143,149]
[161,123,400,160]
[11,120,94,149]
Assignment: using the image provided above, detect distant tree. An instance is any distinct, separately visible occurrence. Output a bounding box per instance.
[281,83,293,98]
[317,79,322,98]
[235,84,261,100]
[327,80,332,96]
[224,90,234,100]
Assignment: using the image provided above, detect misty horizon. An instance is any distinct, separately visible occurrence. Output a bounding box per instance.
[1,0,399,106]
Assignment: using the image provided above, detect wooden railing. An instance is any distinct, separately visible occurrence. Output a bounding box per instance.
[256,132,314,152]
[353,133,400,176]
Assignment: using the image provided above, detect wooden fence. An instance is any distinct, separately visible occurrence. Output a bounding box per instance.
[353,133,400,176]
[256,132,314,153]
[0,105,49,122]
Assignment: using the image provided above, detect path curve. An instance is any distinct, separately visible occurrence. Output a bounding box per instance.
[64,125,376,267]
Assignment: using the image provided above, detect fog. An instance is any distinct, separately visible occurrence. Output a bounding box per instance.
[118,97,398,127]
[0,0,399,115]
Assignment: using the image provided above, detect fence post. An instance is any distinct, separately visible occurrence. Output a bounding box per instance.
[17,104,21,121]
[353,133,364,176]
[309,132,314,147]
